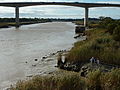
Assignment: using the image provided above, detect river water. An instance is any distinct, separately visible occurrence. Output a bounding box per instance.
[0,22,80,89]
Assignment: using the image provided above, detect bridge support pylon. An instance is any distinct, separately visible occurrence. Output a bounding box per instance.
[84,7,89,28]
[15,6,19,28]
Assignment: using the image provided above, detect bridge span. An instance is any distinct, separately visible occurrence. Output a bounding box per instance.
[0,2,120,27]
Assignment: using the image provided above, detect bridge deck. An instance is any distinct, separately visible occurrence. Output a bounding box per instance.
[0,2,120,8]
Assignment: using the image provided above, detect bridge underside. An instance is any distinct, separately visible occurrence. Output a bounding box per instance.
[0,2,120,7]
[0,2,120,28]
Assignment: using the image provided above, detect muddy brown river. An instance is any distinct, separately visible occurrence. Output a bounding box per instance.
[0,22,80,89]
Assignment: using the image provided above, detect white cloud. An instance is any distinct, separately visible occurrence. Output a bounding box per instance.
[0,6,14,13]
[96,1,120,4]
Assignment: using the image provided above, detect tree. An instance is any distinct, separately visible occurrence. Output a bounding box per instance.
[99,16,105,21]
[99,17,114,28]
[107,23,117,34]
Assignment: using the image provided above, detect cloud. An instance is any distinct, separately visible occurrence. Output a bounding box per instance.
[0,6,14,13]
[96,1,120,4]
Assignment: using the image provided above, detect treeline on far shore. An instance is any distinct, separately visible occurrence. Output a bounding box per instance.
[0,17,100,28]
[0,17,120,23]
[0,18,52,23]
[0,17,98,28]
[0,18,52,28]
[0,17,100,23]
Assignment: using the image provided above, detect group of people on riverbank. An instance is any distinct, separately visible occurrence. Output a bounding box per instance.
[90,57,100,65]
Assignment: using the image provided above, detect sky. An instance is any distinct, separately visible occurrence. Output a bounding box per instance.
[0,0,120,19]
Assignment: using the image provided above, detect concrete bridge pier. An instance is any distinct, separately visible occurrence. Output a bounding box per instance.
[15,6,20,28]
[84,7,89,28]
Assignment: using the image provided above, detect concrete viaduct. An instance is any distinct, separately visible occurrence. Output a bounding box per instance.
[0,2,120,27]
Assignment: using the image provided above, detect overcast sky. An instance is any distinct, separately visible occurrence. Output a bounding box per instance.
[0,0,120,19]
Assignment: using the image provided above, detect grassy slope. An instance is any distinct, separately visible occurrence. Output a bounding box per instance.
[66,28,120,66]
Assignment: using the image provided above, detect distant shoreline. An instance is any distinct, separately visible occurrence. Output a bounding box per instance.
[0,17,101,29]
[0,22,50,29]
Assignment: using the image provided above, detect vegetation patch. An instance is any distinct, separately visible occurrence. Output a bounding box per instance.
[64,17,120,66]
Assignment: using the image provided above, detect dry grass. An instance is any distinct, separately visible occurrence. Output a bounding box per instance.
[86,69,120,90]
[10,72,85,90]
[10,69,120,90]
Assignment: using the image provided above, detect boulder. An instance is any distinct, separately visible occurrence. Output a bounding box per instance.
[75,26,85,33]
[34,59,38,61]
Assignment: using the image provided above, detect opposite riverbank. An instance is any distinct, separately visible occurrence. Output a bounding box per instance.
[0,18,53,28]
[0,22,50,28]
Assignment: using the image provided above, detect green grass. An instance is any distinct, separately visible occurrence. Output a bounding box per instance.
[65,28,120,66]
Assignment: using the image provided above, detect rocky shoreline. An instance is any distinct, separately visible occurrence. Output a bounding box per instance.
[24,35,85,78]
[30,42,120,78]
[56,51,120,78]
